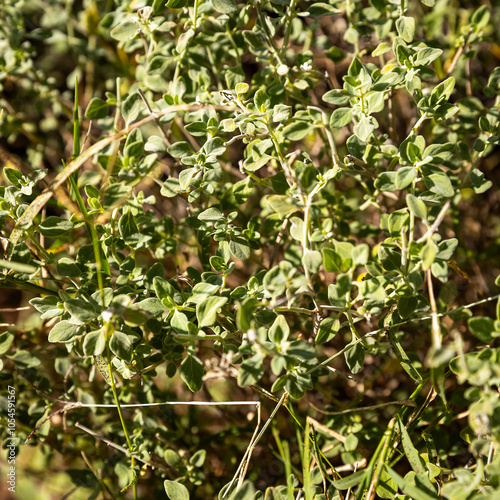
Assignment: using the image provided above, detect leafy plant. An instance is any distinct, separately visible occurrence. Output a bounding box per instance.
[1,0,500,498]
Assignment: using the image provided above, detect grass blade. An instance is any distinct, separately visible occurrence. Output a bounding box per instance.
[303,417,312,500]
[386,327,423,382]
[383,464,438,500]
[397,416,437,495]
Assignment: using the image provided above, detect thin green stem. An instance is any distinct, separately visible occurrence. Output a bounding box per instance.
[280,0,298,60]
[226,25,242,65]
[27,232,52,261]
[191,0,199,28]
[255,2,285,67]
[366,418,396,500]
[303,417,312,500]
[346,0,359,55]
[411,111,428,135]
[105,77,122,180]
[68,174,106,304]
[107,346,137,499]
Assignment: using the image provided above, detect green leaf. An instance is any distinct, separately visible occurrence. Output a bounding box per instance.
[196,296,228,327]
[198,207,223,222]
[407,194,427,220]
[332,469,368,489]
[124,128,144,158]
[190,449,206,468]
[267,195,301,218]
[171,309,189,335]
[471,5,490,28]
[65,298,98,323]
[306,2,341,17]
[85,98,110,119]
[287,340,316,360]
[185,122,207,137]
[387,329,423,382]
[397,418,437,495]
[211,0,238,14]
[468,317,497,343]
[225,480,255,500]
[345,342,365,374]
[119,210,140,246]
[272,104,292,122]
[238,353,265,387]
[145,135,167,153]
[396,16,416,43]
[176,28,195,54]
[121,92,142,125]
[204,137,226,156]
[436,238,458,260]
[83,329,106,356]
[302,249,322,274]
[0,331,14,355]
[48,320,82,343]
[254,89,270,112]
[244,154,273,172]
[3,167,23,185]
[316,317,340,344]
[328,283,348,308]
[38,216,74,237]
[269,315,290,344]
[153,276,177,307]
[167,142,193,158]
[396,167,417,190]
[330,108,353,128]
[232,177,254,205]
[422,241,437,270]
[164,480,190,500]
[243,30,266,49]
[180,354,204,392]
[419,0,436,6]
[322,90,350,105]
[429,77,455,106]
[136,298,166,318]
[377,466,398,499]
[283,121,312,141]
[379,245,402,271]
[323,248,342,273]
[373,42,392,56]
[400,135,425,165]
[352,244,369,266]
[388,209,409,236]
[425,173,454,197]
[374,172,398,191]
[110,331,133,361]
[6,349,41,368]
[229,238,250,260]
[56,258,81,277]
[353,115,375,142]
[383,465,438,500]
[415,47,443,66]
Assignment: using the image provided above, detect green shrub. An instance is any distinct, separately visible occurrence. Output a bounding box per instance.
[1,0,500,498]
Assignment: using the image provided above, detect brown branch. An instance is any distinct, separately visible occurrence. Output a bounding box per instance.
[445,27,474,77]
[16,368,75,405]
[26,403,82,442]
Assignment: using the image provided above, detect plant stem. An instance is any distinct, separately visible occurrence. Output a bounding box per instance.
[280,0,298,60]
[107,348,137,499]
[366,418,396,500]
